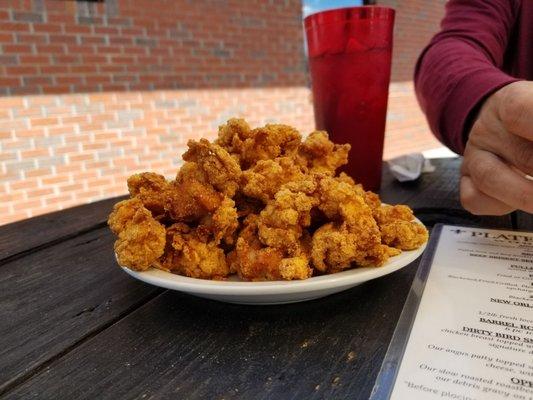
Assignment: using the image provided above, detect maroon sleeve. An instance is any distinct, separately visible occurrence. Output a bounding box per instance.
[414,0,521,154]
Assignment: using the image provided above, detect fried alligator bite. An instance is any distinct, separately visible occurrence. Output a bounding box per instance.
[109,198,166,271]
[108,118,428,280]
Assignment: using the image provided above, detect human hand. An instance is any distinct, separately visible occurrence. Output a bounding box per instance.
[460,81,533,215]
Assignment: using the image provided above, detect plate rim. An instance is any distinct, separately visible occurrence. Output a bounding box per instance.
[119,240,427,296]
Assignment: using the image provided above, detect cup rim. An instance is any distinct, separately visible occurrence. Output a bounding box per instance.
[304,6,395,29]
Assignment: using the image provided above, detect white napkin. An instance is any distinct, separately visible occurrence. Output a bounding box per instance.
[387,153,435,182]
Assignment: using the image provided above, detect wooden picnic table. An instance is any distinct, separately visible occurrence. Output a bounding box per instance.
[0,157,531,400]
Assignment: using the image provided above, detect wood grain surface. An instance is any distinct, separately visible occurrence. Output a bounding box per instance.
[3,262,420,400]
[0,228,160,396]
[0,195,127,262]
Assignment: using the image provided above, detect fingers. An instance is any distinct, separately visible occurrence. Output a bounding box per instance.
[460,176,515,215]
[480,132,533,177]
[469,113,533,177]
[497,81,533,141]
[463,146,533,214]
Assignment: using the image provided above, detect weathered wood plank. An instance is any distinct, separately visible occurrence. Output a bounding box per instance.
[2,260,422,400]
[0,227,161,395]
[0,195,126,262]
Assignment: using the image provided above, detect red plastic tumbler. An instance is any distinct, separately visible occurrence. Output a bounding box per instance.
[305,7,395,191]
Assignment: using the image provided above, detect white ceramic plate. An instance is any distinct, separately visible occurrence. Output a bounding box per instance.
[119,229,427,305]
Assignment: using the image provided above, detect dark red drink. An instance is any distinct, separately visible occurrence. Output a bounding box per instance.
[305,7,395,191]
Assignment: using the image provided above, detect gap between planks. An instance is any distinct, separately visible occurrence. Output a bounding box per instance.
[0,221,108,267]
[0,290,166,397]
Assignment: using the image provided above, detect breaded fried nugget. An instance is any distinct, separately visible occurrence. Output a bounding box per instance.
[217,120,301,169]
[240,124,301,168]
[230,215,312,281]
[157,223,229,279]
[257,178,318,254]
[170,162,224,222]
[241,156,306,203]
[375,205,429,250]
[182,138,242,197]
[127,166,224,224]
[311,175,391,271]
[197,197,239,245]
[108,198,166,271]
[311,222,396,273]
[127,172,169,216]
[216,118,252,155]
[298,131,350,175]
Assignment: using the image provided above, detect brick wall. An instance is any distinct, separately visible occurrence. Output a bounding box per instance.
[378,0,446,155]
[0,88,314,223]
[0,0,446,226]
[379,0,447,81]
[0,0,306,94]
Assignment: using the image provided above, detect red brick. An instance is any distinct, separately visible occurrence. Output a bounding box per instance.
[59,183,84,193]
[0,98,24,107]
[82,142,108,151]
[0,33,14,42]
[68,153,95,162]
[31,117,59,127]
[23,76,52,85]
[26,188,54,198]
[19,55,50,63]
[40,65,69,74]
[41,175,70,185]
[21,148,50,158]
[10,180,38,191]
[61,116,88,124]
[42,85,71,94]
[82,55,108,63]
[66,45,95,55]
[33,24,62,33]
[64,25,92,34]
[84,161,110,170]
[56,52,82,64]
[2,44,32,53]
[25,168,53,178]
[85,178,113,187]
[55,75,84,85]
[93,26,119,35]
[36,44,66,54]
[96,46,122,54]
[49,34,78,45]
[0,77,21,86]
[16,33,48,44]
[0,192,25,203]
[46,13,74,24]
[73,190,101,200]
[70,65,97,73]
[53,145,78,155]
[44,194,74,205]
[99,65,125,73]
[16,199,43,210]
[0,22,30,32]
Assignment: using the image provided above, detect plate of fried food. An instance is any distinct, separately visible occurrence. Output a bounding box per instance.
[109,119,428,304]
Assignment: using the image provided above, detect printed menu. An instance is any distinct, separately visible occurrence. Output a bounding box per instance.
[373,225,533,400]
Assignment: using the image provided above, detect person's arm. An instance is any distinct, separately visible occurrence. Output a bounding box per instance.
[414,0,520,154]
